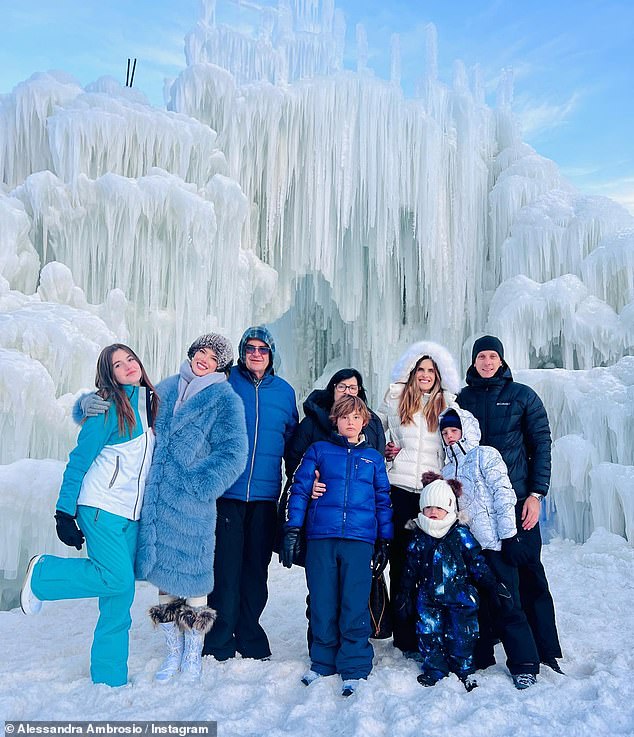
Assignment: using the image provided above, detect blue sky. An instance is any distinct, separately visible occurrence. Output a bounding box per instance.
[2,0,632,213]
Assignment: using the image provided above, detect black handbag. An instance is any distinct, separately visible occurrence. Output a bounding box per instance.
[369,572,392,639]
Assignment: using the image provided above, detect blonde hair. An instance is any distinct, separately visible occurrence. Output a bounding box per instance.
[398,355,447,431]
[330,395,371,426]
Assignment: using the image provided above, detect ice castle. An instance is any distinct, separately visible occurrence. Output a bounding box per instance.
[0,0,632,608]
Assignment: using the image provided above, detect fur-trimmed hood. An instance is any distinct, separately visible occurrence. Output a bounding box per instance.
[390,341,460,394]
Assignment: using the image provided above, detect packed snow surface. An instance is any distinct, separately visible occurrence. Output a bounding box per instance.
[1,529,633,736]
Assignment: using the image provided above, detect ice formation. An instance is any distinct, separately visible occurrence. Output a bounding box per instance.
[0,0,633,606]
[0,458,90,609]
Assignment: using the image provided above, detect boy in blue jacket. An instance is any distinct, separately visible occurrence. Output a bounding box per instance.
[281,395,393,697]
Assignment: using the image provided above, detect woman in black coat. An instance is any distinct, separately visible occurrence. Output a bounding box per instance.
[285,368,386,478]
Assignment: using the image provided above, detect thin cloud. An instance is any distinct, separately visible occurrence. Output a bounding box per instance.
[514,91,581,139]
[561,164,602,178]
[582,176,634,216]
[127,43,185,71]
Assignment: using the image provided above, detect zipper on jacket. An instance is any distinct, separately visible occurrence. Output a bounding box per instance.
[342,448,351,536]
[245,380,260,502]
[108,456,120,488]
[414,413,425,488]
[451,440,466,478]
[133,432,150,519]
[94,509,100,522]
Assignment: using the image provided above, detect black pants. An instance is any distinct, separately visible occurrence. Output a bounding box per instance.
[478,550,540,675]
[203,498,277,660]
[388,486,421,653]
[515,514,562,660]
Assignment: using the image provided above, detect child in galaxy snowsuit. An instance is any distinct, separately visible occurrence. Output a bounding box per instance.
[395,476,512,691]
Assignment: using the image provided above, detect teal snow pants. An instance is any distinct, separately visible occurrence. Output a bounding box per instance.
[31,506,138,687]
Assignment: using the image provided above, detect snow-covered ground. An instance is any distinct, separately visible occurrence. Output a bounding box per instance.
[2,529,633,737]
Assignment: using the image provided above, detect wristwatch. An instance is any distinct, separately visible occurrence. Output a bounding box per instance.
[529,492,544,502]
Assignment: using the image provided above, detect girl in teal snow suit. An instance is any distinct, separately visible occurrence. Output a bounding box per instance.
[20,344,158,687]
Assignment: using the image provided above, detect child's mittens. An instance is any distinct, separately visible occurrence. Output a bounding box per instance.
[495,582,514,614]
[280,527,302,568]
[501,534,532,566]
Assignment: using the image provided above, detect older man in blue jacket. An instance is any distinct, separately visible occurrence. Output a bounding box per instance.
[203,326,298,661]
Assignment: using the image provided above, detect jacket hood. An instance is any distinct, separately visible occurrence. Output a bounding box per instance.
[440,406,481,464]
[238,325,276,375]
[303,388,332,432]
[390,341,460,394]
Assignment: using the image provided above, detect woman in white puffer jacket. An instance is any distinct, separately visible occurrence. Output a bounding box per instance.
[377,341,460,656]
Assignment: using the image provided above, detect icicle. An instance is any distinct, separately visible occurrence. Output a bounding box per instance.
[2,0,634,553]
[390,34,401,86]
[424,23,438,83]
[356,24,368,73]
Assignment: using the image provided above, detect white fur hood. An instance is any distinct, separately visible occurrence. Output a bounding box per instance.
[389,341,460,394]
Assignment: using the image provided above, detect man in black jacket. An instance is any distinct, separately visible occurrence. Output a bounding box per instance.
[457,335,563,676]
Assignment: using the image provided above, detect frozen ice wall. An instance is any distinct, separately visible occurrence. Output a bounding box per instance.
[0,64,273,605]
[0,0,633,607]
[169,50,497,395]
[168,0,634,542]
[0,72,276,383]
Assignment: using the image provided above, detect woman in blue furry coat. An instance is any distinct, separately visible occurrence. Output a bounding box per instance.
[135,333,248,682]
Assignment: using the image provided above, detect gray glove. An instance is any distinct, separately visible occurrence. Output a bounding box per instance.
[80,392,110,417]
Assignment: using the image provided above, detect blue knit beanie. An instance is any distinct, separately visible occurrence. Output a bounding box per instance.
[439,409,462,433]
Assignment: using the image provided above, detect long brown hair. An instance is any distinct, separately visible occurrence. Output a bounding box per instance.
[95,344,159,436]
[398,355,447,432]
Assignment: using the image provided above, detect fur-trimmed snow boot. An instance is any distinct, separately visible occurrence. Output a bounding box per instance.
[149,599,186,683]
[176,605,217,681]
[154,623,184,683]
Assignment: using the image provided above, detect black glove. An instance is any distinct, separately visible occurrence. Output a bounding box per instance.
[394,590,415,621]
[280,527,301,568]
[54,510,85,550]
[371,539,390,577]
[501,534,532,566]
[495,582,514,614]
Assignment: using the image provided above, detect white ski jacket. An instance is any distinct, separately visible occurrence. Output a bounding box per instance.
[378,341,459,492]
